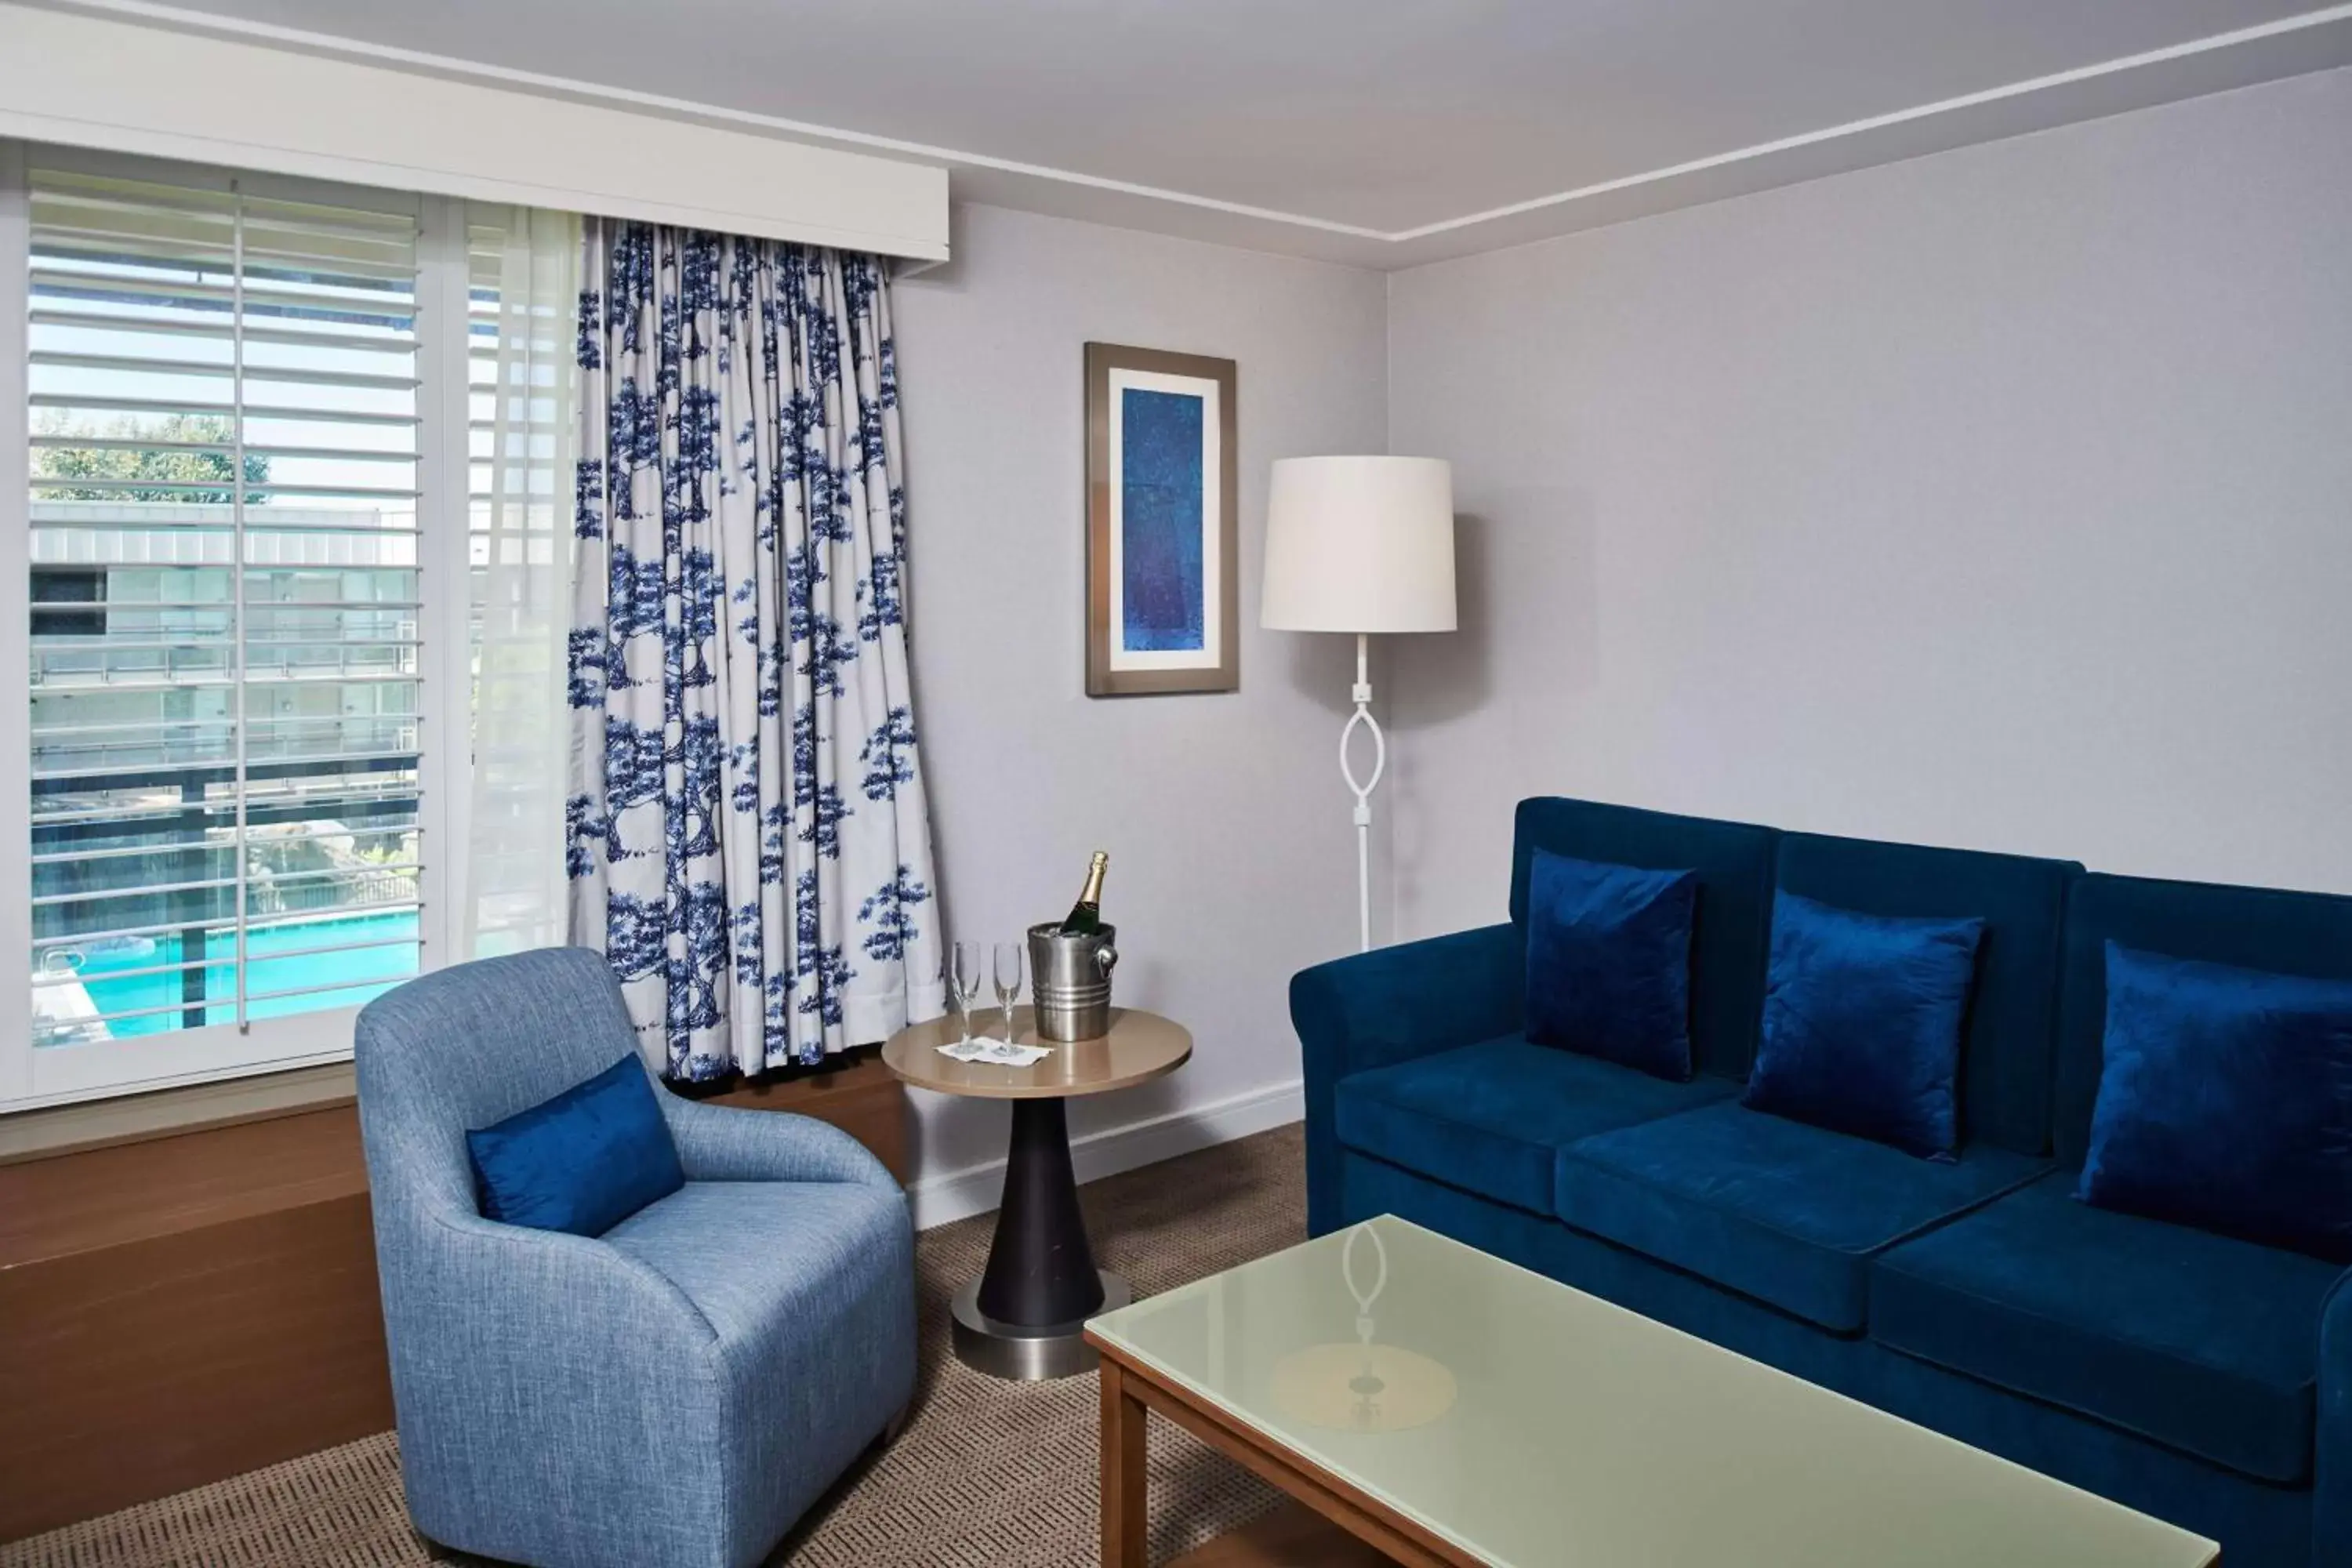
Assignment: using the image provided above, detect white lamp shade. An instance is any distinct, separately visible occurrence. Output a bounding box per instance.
[1261,456,1457,633]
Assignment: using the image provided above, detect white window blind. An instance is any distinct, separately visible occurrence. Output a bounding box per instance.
[468,218,501,655]
[9,150,471,1103]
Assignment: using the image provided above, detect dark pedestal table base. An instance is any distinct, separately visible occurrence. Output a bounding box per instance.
[954,1098,1129,1380]
[951,1272,1133,1381]
[880,1007,1192,1381]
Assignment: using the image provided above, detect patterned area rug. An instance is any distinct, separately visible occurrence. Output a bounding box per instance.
[2,1124,1305,1568]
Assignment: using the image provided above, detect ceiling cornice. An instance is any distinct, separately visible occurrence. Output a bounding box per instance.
[27,0,2352,268]
[1388,2,2352,242]
[25,0,1394,239]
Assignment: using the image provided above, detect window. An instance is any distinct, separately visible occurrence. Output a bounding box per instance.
[31,565,104,637]
[2,145,485,1108]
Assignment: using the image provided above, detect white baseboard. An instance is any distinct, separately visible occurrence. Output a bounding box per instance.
[906,1076,1304,1231]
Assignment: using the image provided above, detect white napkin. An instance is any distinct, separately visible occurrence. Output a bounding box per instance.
[937,1036,1054,1066]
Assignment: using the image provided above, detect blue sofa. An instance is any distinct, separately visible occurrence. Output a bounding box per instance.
[1296,797,2352,1568]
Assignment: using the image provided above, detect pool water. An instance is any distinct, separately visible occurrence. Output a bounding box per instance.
[69,911,420,1034]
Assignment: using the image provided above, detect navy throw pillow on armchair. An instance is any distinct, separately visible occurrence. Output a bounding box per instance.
[1524,848,1698,1080]
[2079,942,2352,1262]
[1743,892,1984,1159]
[466,1054,686,1237]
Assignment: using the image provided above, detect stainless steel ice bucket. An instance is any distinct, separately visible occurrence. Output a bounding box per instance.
[1027,922,1117,1042]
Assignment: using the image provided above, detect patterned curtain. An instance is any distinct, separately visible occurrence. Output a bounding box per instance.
[567,221,942,1080]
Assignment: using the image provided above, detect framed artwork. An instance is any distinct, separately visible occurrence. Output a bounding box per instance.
[1084,342,1238,696]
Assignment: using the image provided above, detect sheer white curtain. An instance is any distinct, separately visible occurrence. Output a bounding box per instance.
[461,206,581,957]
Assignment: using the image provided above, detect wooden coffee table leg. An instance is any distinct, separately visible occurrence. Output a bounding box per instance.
[1101,1357,1148,1567]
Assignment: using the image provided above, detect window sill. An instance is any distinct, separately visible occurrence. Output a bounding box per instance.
[0,1061,357,1166]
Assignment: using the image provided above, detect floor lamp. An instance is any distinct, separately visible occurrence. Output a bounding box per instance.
[1261,456,1457,953]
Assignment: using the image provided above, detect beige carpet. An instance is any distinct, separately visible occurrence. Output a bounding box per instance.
[2,1124,1305,1568]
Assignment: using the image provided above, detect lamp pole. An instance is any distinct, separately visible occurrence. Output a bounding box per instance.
[1340,632,1384,953]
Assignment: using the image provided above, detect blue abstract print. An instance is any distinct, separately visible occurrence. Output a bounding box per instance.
[568,221,942,1078]
[1119,388,1206,652]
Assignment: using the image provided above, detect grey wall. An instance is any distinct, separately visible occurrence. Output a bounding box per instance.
[891,203,1387,1203]
[884,67,2352,1197]
[1385,66,2352,941]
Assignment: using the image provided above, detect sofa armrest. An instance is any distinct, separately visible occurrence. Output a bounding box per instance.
[1290,922,1526,1236]
[2318,1265,2352,1564]
[656,1094,898,1190]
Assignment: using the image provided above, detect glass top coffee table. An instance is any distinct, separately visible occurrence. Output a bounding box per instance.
[1085,1215,2219,1568]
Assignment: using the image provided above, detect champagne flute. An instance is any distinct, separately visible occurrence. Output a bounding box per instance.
[993,941,1025,1044]
[947,941,982,1050]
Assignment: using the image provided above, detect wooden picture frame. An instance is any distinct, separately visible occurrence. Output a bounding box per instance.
[1085,343,1239,696]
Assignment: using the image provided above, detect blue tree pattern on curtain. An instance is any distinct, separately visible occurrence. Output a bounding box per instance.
[568,221,942,1078]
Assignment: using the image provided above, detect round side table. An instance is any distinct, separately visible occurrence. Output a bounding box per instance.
[881,1004,1190,1380]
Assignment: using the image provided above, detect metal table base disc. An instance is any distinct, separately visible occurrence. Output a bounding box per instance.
[950,1271,1132,1381]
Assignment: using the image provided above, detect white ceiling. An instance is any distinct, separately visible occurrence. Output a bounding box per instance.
[45,0,2352,266]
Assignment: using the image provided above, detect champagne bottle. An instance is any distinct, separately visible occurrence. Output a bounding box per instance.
[1058,851,1110,935]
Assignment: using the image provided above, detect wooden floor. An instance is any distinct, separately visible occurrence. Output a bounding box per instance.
[1174,1503,1399,1566]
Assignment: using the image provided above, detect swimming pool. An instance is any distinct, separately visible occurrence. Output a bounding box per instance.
[67,910,420,1034]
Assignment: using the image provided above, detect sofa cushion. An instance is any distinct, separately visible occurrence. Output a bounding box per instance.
[2082,942,2352,1262]
[1871,1171,2346,1484]
[1509,797,1778,1079]
[1524,849,1698,1080]
[1773,831,2078,1157]
[2056,871,2352,1164]
[1744,891,1984,1158]
[1556,1101,2049,1331]
[1334,1036,1736,1215]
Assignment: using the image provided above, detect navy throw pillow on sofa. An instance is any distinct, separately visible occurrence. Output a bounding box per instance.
[2079,942,2352,1262]
[1742,892,1984,1159]
[466,1054,686,1237]
[1524,848,1698,1081]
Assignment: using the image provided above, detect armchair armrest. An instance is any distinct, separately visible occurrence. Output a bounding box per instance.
[1290,922,1526,1235]
[421,1209,713,1344]
[2318,1266,2352,1563]
[656,1094,898,1190]
[382,1210,723,1550]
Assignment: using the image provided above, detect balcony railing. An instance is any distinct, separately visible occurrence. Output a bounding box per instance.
[30,636,420,688]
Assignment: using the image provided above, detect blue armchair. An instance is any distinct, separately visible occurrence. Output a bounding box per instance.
[354,947,916,1568]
